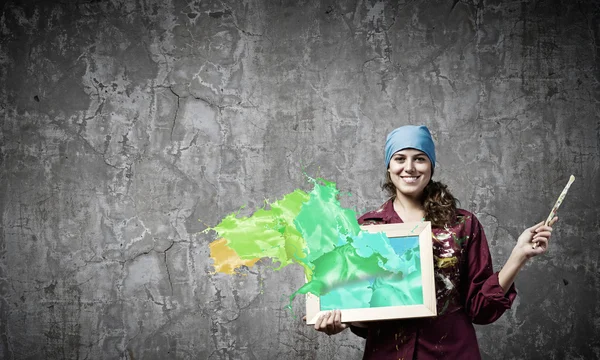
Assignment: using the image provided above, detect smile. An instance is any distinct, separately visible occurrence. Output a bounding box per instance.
[401,176,420,184]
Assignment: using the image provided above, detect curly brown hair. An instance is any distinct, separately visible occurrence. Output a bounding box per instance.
[382,171,458,228]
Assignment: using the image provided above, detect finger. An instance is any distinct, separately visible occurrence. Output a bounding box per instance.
[533,231,552,240]
[528,221,545,232]
[327,311,335,326]
[323,312,334,328]
[333,310,342,326]
[533,238,548,251]
[537,237,549,245]
[535,225,553,233]
[332,310,347,333]
[549,216,558,226]
[533,232,551,240]
[315,313,327,330]
[336,310,348,331]
[326,311,335,328]
[531,239,545,248]
[314,314,322,330]
[302,315,306,322]
[531,233,550,248]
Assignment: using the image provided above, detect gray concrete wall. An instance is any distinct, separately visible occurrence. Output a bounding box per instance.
[1,0,598,359]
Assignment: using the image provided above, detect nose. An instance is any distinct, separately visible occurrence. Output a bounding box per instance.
[404,159,415,172]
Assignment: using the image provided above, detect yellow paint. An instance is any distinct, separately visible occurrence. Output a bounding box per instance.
[209,238,260,274]
[435,255,458,269]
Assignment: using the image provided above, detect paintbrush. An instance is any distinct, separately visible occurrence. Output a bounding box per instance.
[532,175,575,249]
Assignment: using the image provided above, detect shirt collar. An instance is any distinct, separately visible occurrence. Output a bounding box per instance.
[359,198,403,224]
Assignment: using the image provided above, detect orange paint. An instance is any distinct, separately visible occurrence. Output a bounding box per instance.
[209,238,260,274]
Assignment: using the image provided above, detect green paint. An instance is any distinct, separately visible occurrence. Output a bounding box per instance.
[208,177,425,312]
[320,259,423,310]
[293,178,361,265]
[318,235,423,310]
[293,241,396,298]
[320,280,373,310]
[209,189,311,272]
[454,234,469,247]
[439,300,450,315]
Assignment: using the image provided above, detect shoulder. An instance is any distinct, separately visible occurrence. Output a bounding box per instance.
[357,199,393,225]
[454,209,485,236]
[456,209,475,222]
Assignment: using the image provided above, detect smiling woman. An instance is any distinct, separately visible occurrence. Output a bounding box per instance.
[309,125,557,360]
[388,150,430,196]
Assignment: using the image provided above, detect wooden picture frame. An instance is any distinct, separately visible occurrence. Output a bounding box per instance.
[305,221,436,324]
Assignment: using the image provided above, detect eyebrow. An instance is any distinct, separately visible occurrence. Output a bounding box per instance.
[393,153,426,157]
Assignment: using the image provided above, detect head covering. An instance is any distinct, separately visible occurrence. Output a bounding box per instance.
[385,125,436,168]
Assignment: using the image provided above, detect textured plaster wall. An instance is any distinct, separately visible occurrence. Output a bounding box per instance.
[1,0,599,359]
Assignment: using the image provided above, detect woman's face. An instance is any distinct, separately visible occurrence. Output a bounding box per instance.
[388,149,432,199]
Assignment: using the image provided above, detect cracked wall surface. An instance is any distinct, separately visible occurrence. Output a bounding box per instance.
[1,0,599,359]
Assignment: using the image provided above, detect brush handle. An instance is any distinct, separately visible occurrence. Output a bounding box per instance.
[532,175,575,249]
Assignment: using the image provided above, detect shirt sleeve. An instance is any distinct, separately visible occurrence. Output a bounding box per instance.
[349,324,368,339]
[462,215,517,325]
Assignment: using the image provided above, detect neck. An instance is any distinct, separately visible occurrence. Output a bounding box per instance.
[395,191,423,209]
[393,192,425,222]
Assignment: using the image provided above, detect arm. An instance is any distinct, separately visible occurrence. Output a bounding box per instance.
[498,218,557,293]
[463,215,557,324]
[462,215,516,324]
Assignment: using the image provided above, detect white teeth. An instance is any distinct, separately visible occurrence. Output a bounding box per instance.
[401,176,419,183]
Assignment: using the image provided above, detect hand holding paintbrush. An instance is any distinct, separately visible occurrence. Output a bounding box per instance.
[532,175,575,249]
[499,176,573,291]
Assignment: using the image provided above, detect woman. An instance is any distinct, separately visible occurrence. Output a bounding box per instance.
[312,125,556,359]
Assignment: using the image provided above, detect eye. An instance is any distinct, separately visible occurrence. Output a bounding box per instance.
[394,156,405,162]
[415,157,427,162]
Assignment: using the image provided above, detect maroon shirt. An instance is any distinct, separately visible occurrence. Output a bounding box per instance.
[350,199,516,360]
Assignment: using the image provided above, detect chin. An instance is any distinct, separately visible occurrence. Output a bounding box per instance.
[401,190,424,198]
[394,185,425,198]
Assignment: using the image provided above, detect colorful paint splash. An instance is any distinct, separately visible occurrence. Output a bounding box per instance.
[208,189,311,274]
[206,178,423,310]
[208,238,260,274]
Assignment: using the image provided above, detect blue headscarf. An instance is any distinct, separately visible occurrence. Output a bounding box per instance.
[385,125,436,168]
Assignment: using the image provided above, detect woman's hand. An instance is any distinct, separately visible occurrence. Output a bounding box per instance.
[514,217,558,259]
[499,217,558,292]
[303,310,348,336]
